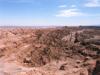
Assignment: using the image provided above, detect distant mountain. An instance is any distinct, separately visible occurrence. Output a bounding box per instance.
[79,26,100,29]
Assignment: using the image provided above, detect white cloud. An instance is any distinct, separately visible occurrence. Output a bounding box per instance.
[71,5,76,8]
[59,5,67,8]
[56,8,85,17]
[84,0,100,7]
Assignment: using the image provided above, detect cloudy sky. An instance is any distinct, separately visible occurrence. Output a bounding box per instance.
[0,0,100,26]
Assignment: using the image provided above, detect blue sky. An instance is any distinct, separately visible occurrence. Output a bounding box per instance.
[0,0,100,26]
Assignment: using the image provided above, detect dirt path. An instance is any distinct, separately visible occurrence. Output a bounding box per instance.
[0,58,32,75]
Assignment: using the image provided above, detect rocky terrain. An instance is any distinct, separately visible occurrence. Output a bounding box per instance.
[0,26,100,75]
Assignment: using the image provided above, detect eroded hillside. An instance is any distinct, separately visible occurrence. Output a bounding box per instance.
[0,27,100,75]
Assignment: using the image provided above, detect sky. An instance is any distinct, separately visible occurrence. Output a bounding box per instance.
[0,0,100,26]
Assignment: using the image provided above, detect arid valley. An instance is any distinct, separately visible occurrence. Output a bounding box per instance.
[0,26,99,75]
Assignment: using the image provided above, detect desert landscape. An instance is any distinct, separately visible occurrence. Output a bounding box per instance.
[0,26,99,75]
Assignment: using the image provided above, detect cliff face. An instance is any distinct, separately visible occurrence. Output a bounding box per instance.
[0,27,99,75]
